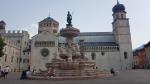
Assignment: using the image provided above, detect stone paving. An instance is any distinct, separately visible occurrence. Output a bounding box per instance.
[0,69,150,84]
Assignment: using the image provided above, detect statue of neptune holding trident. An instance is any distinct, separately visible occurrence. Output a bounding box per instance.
[67,11,72,26]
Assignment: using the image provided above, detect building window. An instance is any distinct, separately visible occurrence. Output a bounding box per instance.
[101,52,105,56]
[121,14,124,19]
[5,55,7,62]
[23,59,26,63]
[11,56,14,63]
[17,58,19,63]
[20,58,22,63]
[17,40,20,43]
[116,15,119,19]
[35,41,55,47]
[91,52,96,60]
[78,40,84,46]
[124,52,128,59]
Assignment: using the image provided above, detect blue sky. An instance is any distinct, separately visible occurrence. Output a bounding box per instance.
[0,0,150,49]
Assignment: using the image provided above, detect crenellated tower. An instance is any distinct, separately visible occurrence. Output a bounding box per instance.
[112,1,133,70]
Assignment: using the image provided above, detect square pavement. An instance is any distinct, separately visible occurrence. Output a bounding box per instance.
[0,70,150,84]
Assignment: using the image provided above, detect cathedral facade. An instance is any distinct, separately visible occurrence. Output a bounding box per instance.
[0,2,133,71]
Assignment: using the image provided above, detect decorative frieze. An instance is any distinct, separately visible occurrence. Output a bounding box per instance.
[35,41,55,47]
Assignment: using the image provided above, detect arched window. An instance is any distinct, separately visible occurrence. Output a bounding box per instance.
[91,52,96,60]
[121,14,124,19]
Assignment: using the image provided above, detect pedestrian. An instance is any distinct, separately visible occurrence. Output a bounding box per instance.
[0,70,5,79]
[0,67,1,77]
[110,68,116,76]
[20,70,28,80]
[4,66,10,78]
[0,66,1,72]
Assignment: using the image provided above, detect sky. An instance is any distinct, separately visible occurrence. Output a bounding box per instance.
[0,0,150,49]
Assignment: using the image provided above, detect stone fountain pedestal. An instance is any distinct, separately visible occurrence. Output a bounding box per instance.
[45,60,97,77]
[44,25,97,77]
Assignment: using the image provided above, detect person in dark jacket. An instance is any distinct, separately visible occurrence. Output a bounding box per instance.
[110,68,116,76]
[0,71,5,79]
[20,70,28,80]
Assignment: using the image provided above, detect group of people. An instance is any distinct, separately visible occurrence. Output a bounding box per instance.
[0,66,10,79]
[20,67,55,80]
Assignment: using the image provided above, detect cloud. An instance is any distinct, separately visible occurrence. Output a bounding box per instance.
[25,23,38,37]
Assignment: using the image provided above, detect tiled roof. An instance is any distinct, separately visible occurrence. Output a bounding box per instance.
[145,41,150,47]
[133,45,145,51]
[39,17,58,23]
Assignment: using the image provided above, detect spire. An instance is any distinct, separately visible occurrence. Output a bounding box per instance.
[48,11,51,17]
[117,0,119,4]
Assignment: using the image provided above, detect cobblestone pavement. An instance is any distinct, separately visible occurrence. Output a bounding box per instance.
[0,69,150,84]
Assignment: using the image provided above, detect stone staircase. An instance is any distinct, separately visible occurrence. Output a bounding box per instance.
[28,70,112,80]
[54,70,97,77]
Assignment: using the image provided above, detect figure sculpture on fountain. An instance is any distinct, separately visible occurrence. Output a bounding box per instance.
[66,11,72,27]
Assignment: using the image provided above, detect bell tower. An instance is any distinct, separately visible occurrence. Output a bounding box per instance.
[112,1,133,70]
[38,17,59,35]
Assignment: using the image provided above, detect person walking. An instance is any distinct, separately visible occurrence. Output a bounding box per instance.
[20,70,28,80]
[110,68,116,76]
[0,70,5,79]
[4,66,10,78]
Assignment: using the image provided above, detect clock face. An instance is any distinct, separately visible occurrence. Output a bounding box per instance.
[41,48,49,57]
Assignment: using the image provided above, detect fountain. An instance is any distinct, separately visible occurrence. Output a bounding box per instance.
[29,11,112,80]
